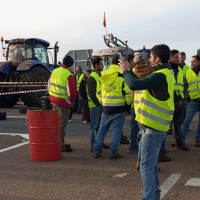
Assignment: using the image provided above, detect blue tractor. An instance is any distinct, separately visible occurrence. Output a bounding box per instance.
[0,38,59,107]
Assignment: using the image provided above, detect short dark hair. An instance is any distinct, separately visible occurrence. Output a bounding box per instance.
[150,44,170,63]
[92,56,103,68]
[179,52,186,57]
[86,69,91,73]
[112,55,119,65]
[170,50,179,58]
[192,55,200,61]
[126,54,134,63]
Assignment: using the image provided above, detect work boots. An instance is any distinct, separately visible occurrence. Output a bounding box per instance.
[195,140,200,147]
[158,154,171,162]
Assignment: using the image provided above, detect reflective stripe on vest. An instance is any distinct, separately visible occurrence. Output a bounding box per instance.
[87,72,100,108]
[133,90,143,110]
[186,69,200,100]
[136,68,174,132]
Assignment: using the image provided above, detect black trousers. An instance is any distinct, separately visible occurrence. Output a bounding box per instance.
[172,99,184,147]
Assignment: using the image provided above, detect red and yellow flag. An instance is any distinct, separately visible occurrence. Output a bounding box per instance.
[103,12,106,28]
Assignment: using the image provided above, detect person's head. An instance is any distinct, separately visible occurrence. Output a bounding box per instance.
[92,56,104,72]
[62,55,74,72]
[191,55,200,70]
[169,50,179,64]
[85,69,91,78]
[104,55,108,60]
[111,55,119,65]
[134,55,141,66]
[145,52,150,65]
[179,52,186,65]
[126,54,135,68]
[149,44,170,66]
[76,66,82,75]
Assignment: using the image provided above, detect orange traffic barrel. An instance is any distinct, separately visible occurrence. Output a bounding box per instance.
[27,109,62,162]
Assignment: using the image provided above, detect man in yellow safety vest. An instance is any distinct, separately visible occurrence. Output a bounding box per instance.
[118,44,179,200]
[48,55,77,152]
[93,55,132,159]
[74,66,84,114]
[169,50,189,151]
[182,55,200,147]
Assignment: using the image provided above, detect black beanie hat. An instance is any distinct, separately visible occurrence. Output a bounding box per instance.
[62,55,74,67]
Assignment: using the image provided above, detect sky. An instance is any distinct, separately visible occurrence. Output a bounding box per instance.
[0,0,200,66]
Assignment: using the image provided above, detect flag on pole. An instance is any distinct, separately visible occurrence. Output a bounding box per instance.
[103,12,106,28]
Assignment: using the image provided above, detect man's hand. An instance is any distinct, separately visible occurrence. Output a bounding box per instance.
[118,58,130,73]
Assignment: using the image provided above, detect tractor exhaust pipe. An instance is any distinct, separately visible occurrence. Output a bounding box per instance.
[54,42,59,68]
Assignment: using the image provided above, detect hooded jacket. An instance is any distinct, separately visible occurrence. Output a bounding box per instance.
[96,65,132,115]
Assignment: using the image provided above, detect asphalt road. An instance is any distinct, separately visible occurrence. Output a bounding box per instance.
[0,105,200,200]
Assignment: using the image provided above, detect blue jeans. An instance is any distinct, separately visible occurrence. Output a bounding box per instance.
[129,108,139,152]
[138,123,144,160]
[140,127,166,200]
[93,112,126,155]
[138,128,166,159]
[77,91,82,112]
[89,106,102,146]
[182,99,188,123]
[182,101,200,142]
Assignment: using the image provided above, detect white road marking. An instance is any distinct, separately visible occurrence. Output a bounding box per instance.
[0,141,29,153]
[0,133,29,140]
[185,178,200,186]
[160,173,182,199]
[6,116,26,119]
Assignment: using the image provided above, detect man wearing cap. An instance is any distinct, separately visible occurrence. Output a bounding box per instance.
[48,55,77,152]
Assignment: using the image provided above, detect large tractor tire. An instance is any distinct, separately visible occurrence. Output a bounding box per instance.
[19,66,50,107]
[0,72,19,108]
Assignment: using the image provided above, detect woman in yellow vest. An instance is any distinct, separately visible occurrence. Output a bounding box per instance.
[118,44,180,200]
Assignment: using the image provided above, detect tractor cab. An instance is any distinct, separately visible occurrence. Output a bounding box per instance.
[4,38,50,68]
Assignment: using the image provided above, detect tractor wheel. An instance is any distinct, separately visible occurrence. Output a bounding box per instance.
[0,72,19,108]
[19,65,50,107]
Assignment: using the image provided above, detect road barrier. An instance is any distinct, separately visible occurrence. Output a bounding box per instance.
[0,82,48,95]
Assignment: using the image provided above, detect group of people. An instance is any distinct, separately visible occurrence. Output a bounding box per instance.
[48,44,200,200]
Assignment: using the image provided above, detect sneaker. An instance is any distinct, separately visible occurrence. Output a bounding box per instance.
[175,145,189,151]
[109,153,122,159]
[128,150,138,154]
[62,146,73,152]
[65,144,71,148]
[120,138,129,144]
[158,154,171,162]
[195,140,200,147]
[74,111,82,114]
[68,119,72,123]
[94,153,100,158]
[103,143,110,149]
[83,120,87,124]
[136,159,140,171]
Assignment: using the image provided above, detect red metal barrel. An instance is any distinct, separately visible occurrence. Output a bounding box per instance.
[27,109,62,162]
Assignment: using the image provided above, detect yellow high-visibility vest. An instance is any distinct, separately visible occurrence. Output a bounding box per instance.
[136,68,174,131]
[76,73,84,91]
[49,67,71,103]
[186,69,200,100]
[96,65,132,107]
[174,67,184,98]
